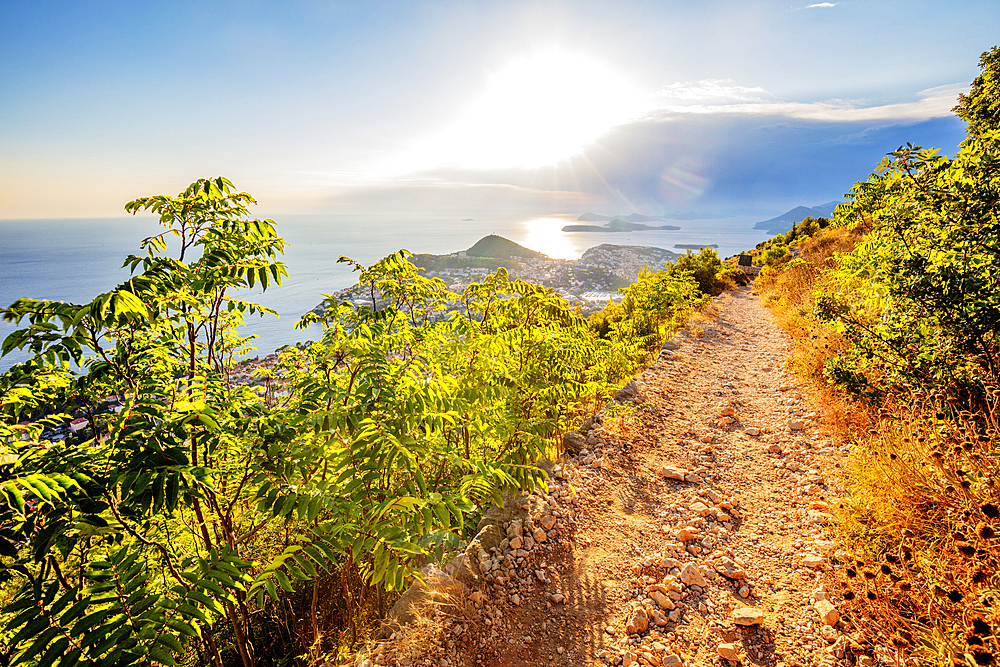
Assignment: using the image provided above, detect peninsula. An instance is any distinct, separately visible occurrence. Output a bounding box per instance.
[313,235,679,315]
[562,218,681,233]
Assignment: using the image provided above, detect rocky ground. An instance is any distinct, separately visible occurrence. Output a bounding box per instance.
[356,286,870,667]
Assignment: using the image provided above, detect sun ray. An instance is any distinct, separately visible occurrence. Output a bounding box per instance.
[396,50,648,172]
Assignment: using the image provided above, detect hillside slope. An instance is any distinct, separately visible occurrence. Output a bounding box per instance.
[358,288,855,667]
[466,235,548,259]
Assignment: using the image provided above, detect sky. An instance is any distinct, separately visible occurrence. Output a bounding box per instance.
[1,0,996,219]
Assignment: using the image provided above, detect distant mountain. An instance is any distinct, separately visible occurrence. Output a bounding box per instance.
[563,218,681,233]
[753,201,841,234]
[465,234,547,259]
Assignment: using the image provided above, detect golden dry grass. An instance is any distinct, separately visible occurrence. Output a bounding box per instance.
[754,224,1000,666]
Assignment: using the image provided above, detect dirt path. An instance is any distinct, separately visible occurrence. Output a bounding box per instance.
[361,286,855,667]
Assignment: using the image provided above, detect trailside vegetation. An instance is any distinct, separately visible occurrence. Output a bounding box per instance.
[0,181,715,666]
[755,46,1000,667]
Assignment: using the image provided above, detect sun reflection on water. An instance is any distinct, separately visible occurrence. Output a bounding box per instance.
[521,218,581,260]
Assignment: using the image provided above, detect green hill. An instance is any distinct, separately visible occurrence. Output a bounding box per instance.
[465,235,547,259]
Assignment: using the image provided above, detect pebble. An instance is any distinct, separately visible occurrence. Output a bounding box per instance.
[814,599,840,626]
[679,563,708,587]
[718,644,739,661]
[659,465,689,481]
[626,608,649,635]
[733,607,764,626]
[662,654,683,667]
[713,556,746,579]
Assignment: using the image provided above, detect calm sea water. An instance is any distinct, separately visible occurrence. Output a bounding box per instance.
[0,213,772,371]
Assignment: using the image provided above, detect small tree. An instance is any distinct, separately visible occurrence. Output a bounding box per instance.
[0,178,302,666]
[954,46,1000,139]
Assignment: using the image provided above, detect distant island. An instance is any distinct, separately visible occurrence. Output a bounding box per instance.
[753,202,839,234]
[461,218,474,221]
[563,218,681,233]
[577,211,728,222]
[312,235,679,316]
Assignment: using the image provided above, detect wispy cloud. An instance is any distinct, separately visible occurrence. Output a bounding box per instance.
[804,2,838,7]
[654,79,770,104]
[648,83,968,123]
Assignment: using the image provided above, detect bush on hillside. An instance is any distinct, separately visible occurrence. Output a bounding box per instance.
[664,247,749,295]
[758,47,1000,667]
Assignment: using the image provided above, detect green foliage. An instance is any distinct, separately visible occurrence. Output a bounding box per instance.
[589,267,705,349]
[800,50,1000,666]
[954,46,1000,139]
[663,248,748,296]
[816,131,1000,394]
[751,216,833,273]
[1,182,710,665]
[0,178,302,666]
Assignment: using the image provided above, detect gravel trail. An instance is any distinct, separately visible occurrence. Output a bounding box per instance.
[362,286,854,667]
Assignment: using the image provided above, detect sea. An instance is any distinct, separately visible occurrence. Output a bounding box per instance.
[0,213,773,372]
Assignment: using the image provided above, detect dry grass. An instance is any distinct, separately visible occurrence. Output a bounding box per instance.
[831,397,1000,666]
[753,224,1000,666]
[359,582,476,667]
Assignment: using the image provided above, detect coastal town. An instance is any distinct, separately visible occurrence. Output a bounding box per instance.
[9,238,700,448]
[312,236,684,317]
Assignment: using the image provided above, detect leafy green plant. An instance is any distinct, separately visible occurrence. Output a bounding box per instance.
[1,182,713,666]
[662,248,748,296]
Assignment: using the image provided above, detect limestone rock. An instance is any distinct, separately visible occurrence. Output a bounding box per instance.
[690,501,711,517]
[625,608,649,635]
[658,465,689,481]
[814,599,840,626]
[675,527,698,542]
[563,430,587,453]
[733,607,764,626]
[704,489,723,503]
[662,654,683,667]
[802,553,825,568]
[615,380,643,403]
[714,556,746,579]
[533,527,547,543]
[679,562,708,587]
[718,644,740,661]
[649,590,675,610]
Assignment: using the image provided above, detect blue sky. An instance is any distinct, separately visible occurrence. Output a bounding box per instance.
[1,0,996,218]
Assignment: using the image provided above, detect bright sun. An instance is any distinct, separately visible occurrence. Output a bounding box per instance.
[403,51,646,170]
